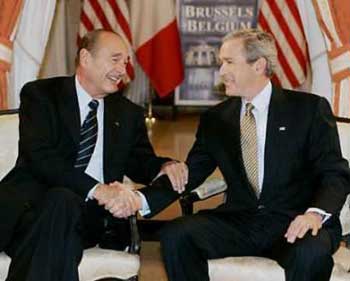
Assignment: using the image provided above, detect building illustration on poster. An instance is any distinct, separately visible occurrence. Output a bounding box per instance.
[176,0,258,106]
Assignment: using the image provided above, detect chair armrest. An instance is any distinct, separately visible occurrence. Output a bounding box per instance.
[99,214,141,254]
[180,178,227,215]
[128,215,141,254]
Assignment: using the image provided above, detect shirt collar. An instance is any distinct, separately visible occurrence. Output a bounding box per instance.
[75,75,94,110]
[242,81,272,113]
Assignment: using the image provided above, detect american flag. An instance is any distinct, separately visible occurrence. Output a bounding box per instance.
[78,0,135,84]
[258,0,310,89]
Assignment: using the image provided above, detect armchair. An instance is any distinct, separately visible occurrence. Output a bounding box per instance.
[0,111,141,281]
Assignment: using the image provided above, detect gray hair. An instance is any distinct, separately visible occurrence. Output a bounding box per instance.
[223,29,277,77]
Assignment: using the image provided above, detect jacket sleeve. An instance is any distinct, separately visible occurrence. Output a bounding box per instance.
[124,109,171,184]
[139,113,217,217]
[308,97,350,214]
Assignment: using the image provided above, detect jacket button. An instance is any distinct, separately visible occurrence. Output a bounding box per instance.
[257,205,265,209]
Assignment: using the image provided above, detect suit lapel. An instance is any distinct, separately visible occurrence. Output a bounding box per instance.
[59,76,81,146]
[219,97,241,156]
[260,86,287,200]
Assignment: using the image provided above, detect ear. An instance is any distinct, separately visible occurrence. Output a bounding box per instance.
[79,49,91,67]
[254,57,267,75]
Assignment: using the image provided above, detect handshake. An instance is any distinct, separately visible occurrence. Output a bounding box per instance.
[93,181,142,218]
[93,161,188,218]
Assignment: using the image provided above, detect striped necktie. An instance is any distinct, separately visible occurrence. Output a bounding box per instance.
[75,99,99,171]
[240,103,259,197]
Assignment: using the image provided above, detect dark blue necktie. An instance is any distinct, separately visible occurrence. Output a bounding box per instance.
[74,99,99,171]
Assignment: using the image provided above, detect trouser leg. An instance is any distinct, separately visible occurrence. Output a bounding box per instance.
[0,184,29,252]
[160,212,264,281]
[5,188,85,281]
[270,220,341,281]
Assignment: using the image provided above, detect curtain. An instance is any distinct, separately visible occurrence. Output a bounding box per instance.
[8,0,57,109]
[296,0,332,101]
[0,0,23,109]
[312,0,350,118]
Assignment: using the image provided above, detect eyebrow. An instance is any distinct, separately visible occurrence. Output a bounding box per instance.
[219,57,234,61]
[111,53,123,58]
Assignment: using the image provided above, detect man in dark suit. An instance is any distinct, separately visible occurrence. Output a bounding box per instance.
[136,29,350,281]
[0,29,187,281]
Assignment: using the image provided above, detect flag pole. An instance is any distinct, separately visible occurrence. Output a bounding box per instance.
[145,80,156,130]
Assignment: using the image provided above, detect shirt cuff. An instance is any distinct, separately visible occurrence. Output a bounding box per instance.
[86,184,99,201]
[306,207,332,223]
[135,191,151,216]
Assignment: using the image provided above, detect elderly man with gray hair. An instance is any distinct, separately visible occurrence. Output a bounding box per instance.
[0,29,188,281]
[138,28,350,281]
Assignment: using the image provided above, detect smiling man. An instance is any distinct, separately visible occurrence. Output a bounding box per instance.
[137,29,350,281]
[0,29,187,281]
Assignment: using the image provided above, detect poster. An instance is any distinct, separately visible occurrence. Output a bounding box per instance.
[175,0,258,106]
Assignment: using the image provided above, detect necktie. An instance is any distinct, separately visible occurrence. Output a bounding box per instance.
[240,103,259,196]
[75,100,99,171]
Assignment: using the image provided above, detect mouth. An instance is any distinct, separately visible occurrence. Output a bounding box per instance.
[220,77,237,94]
[221,76,235,85]
[222,80,234,89]
[107,74,123,84]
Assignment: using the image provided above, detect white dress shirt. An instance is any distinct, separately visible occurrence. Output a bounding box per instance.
[75,77,150,213]
[240,81,271,193]
[240,81,330,222]
[76,76,104,184]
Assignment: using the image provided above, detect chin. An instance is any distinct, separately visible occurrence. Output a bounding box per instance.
[223,84,238,96]
[225,90,239,97]
[104,85,119,93]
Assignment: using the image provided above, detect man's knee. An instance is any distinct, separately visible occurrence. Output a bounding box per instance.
[43,187,83,216]
[160,216,196,247]
[45,187,80,203]
[290,232,333,268]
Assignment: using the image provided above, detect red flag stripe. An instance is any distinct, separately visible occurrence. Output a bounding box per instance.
[275,44,299,87]
[259,13,299,87]
[260,3,306,81]
[274,0,306,51]
[266,0,308,74]
[107,0,132,43]
[126,60,135,79]
[88,0,112,30]
[258,0,309,88]
[81,10,94,31]
[285,0,305,31]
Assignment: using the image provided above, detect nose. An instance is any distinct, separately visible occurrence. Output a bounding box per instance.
[219,63,226,76]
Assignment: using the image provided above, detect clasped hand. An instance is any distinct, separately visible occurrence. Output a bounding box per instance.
[92,161,188,218]
[93,181,141,218]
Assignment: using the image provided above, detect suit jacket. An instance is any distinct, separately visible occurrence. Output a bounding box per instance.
[1,76,169,209]
[140,86,350,220]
